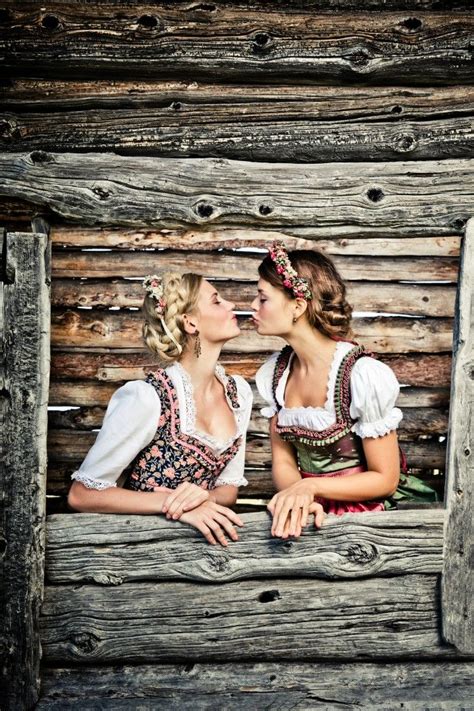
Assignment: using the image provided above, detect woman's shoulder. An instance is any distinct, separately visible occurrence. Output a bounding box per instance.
[350,353,399,388]
[109,379,161,414]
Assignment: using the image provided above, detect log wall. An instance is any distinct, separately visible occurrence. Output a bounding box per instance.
[1,1,473,707]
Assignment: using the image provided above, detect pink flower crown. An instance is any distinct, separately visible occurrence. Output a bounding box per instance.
[268,242,313,301]
[142,274,166,315]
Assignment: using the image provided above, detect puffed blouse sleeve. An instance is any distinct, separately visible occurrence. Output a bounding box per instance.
[214,376,253,488]
[71,380,161,490]
[349,357,403,438]
[255,352,280,418]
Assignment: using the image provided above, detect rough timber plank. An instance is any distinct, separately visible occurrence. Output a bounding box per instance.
[45,509,444,584]
[0,232,51,709]
[48,351,453,388]
[0,153,473,232]
[2,5,473,84]
[37,661,474,710]
[442,219,474,655]
[50,228,462,254]
[40,574,458,663]
[50,309,454,353]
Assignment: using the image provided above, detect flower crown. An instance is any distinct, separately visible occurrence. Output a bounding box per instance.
[142,274,166,315]
[268,242,313,300]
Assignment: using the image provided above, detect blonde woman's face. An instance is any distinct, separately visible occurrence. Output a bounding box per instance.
[194,279,240,343]
[251,278,295,335]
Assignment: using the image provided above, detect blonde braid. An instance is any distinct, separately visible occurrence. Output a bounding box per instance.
[143,272,202,362]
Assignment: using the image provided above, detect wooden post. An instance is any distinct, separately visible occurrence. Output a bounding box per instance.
[0,229,51,708]
[442,218,474,654]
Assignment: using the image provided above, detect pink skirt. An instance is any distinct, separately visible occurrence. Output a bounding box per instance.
[301,465,385,515]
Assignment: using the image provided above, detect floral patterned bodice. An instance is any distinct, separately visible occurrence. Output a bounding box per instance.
[125,369,242,492]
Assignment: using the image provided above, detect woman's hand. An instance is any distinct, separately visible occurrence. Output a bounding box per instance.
[179,500,244,546]
[268,480,324,537]
[161,481,210,519]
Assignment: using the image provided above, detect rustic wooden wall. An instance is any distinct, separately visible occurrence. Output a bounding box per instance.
[1,1,473,707]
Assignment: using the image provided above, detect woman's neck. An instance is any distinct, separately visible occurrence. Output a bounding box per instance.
[178,344,222,393]
[286,323,337,374]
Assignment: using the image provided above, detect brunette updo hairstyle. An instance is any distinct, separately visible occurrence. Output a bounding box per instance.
[258,249,353,339]
[142,272,202,362]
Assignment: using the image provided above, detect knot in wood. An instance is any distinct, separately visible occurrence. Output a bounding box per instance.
[194,201,215,220]
[136,15,162,31]
[259,204,273,216]
[41,14,62,31]
[92,185,111,200]
[30,150,53,165]
[0,119,21,143]
[347,49,371,68]
[392,132,417,154]
[452,217,467,232]
[259,589,281,603]
[345,542,377,565]
[205,550,230,573]
[397,17,423,34]
[251,32,274,54]
[71,632,101,656]
[367,187,385,203]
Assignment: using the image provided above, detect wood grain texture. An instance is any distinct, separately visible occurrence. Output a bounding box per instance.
[40,574,458,663]
[3,5,473,84]
[45,509,444,584]
[0,232,51,709]
[50,308,454,352]
[49,351,453,387]
[37,661,474,710]
[1,153,473,232]
[442,219,474,655]
[50,227,462,254]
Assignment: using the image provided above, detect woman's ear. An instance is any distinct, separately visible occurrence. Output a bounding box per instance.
[182,312,198,335]
[294,298,308,320]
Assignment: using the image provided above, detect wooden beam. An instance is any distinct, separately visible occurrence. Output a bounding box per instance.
[442,219,474,655]
[0,153,473,232]
[2,5,473,84]
[37,661,474,709]
[50,227,462,254]
[46,509,444,584]
[0,231,51,709]
[40,573,457,663]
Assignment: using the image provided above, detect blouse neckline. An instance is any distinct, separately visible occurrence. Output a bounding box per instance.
[170,362,240,451]
[277,341,347,415]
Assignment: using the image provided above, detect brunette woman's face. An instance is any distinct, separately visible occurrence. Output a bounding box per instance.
[251,278,295,335]
[193,279,240,343]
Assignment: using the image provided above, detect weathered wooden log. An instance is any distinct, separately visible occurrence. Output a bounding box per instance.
[37,661,474,710]
[47,430,447,469]
[4,80,472,116]
[51,250,459,283]
[52,278,456,317]
[1,153,473,232]
[49,351,453,388]
[51,227,462,255]
[3,106,473,162]
[40,573,457,663]
[50,308,454,352]
[45,509,444,584]
[3,5,473,84]
[442,219,474,655]
[0,232,51,709]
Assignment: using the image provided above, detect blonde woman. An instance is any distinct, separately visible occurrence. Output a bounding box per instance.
[68,273,252,547]
[252,242,422,540]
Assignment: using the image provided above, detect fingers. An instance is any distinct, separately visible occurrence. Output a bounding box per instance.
[196,521,217,546]
[273,498,294,537]
[204,517,230,547]
[313,503,325,529]
[163,483,209,520]
[213,512,239,542]
[214,504,244,528]
[162,482,188,514]
[288,502,301,537]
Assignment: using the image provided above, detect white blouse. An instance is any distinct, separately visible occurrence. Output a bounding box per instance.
[71,363,253,491]
[256,341,402,438]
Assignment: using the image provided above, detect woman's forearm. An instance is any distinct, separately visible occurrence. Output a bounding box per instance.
[272,465,302,492]
[306,470,399,502]
[209,484,238,507]
[67,481,170,514]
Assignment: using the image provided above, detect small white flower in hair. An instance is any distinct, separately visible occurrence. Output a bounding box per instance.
[143,274,166,315]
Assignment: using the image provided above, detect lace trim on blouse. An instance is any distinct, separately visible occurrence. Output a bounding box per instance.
[71,471,117,490]
[352,407,403,439]
[173,361,241,452]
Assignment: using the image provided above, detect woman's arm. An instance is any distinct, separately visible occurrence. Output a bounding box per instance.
[68,480,170,514]
[270,415,302,490]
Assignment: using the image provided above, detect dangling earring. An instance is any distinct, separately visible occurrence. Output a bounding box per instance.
[293,316,298,324]
[193,331,201,358]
